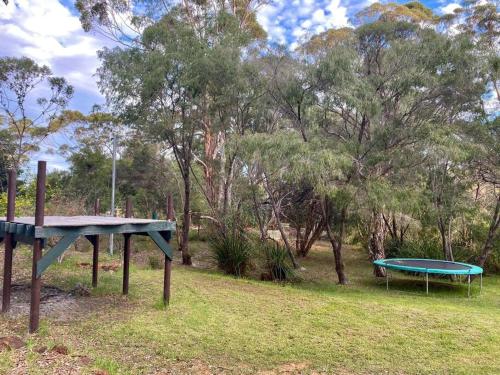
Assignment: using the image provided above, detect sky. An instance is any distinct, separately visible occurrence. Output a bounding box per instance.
[0,0,465,171]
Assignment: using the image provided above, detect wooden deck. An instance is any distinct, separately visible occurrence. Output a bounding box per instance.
[0,216,166,227]
[2,161,176,332]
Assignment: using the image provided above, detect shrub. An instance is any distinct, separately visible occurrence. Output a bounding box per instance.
[210,234,253,276]
[385,237,442,259]
[148,255,162,270]
[261,242,296,281]
[385,236,489,267]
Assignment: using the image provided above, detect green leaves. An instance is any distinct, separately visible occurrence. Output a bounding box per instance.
[0,57,74,170]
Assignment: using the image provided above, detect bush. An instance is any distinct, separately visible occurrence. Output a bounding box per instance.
[210,234,253,277]
[385,236,486,266]
[261,242,296,281]
[188,229,208,242]
[385,237,442,259]
[148,255,162,270]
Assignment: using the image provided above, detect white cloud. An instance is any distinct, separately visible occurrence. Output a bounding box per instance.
[0,0,110,96]
[440,3,461,14]
[256,0,350,47]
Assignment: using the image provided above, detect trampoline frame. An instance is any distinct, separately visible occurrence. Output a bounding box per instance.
[373,258,483,297]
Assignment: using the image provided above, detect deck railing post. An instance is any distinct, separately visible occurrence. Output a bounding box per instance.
[122,197,132,295]
[2,169,17,313]
[29,161,46,333]
[163,193,173,305]
[92,199,100,288]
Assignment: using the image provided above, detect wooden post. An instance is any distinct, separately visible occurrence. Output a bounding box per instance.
[92,199,100,288]
[122,197,132,295]
[2,170,16,313]
[29,161,46,333]
[163,193,173,305]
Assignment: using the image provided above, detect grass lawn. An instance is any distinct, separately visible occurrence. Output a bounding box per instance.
[0,238,499,374]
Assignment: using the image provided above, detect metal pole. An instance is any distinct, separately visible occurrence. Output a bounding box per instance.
[468,274,471,298]
[386,270,389,291]
[109,136,117,255]
[2,169,16,313]
[426,272,429,295]
[29,161,46,333]
[480,273,482,295]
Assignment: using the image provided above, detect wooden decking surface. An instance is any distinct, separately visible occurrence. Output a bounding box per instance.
[0,216,167,227]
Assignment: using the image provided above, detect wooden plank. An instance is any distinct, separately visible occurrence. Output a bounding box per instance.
[36,233,79,277]
[36,221,175,238]
[7,216,171,227]
[147,231,173,260]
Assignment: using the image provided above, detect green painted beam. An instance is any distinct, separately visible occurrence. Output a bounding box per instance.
[35,221,175,239]
[36,233,79,277]
[12,234,39,246]
[147,231,173,260]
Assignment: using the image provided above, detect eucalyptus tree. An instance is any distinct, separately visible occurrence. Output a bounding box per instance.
[439,0,499,268]
[0,57,73,170]
[306,4,485,276]
[0,130,15,192]
[95,2,265,263]
[240,132,309,268]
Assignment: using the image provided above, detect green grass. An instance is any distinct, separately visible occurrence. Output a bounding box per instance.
[0,240,499,374]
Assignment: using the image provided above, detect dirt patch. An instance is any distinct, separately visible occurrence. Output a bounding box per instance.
[152,359,234,374]
[258,362,310,375]
[0,283,115,322]
[6,346,87,375]
[101,262,120,272]
[2,284,79,321]
[0,336,25,351]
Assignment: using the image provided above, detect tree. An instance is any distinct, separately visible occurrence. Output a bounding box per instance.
[0,129,15,192]
[0,57,74,170]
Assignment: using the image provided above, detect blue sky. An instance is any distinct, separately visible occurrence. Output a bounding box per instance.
[0,0,464,171]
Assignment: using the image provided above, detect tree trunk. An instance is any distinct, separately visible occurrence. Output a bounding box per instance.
[321,199,348,284]
[263,173,299,269]
[477,195,500,268]
[179,170,192,265]
[297,219,324,257]
[369,211,386,277]
[438,217,454,261]
[250,183,268,241]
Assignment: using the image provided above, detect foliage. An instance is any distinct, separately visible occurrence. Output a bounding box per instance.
[260,241,296,281]
[210,233,254,276]
[0,57,73,170]
[147,255,162,270]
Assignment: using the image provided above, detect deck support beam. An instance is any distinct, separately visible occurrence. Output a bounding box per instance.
[92,199,100,288]
[30,161,46,333]
[122,198,132,295]
[163,194,174,306]
[2,170,16,313]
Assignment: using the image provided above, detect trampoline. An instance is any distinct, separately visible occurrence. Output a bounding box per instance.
[373,258,483,297]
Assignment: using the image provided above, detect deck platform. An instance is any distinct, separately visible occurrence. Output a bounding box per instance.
[1,162,176,333]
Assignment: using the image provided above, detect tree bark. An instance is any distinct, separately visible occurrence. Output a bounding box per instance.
[369,211,386,277]
[437,217,454,262]
[321,198,348,284]
[179,168,192,265]
[263,173,299,269]
[477,194,500,268]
